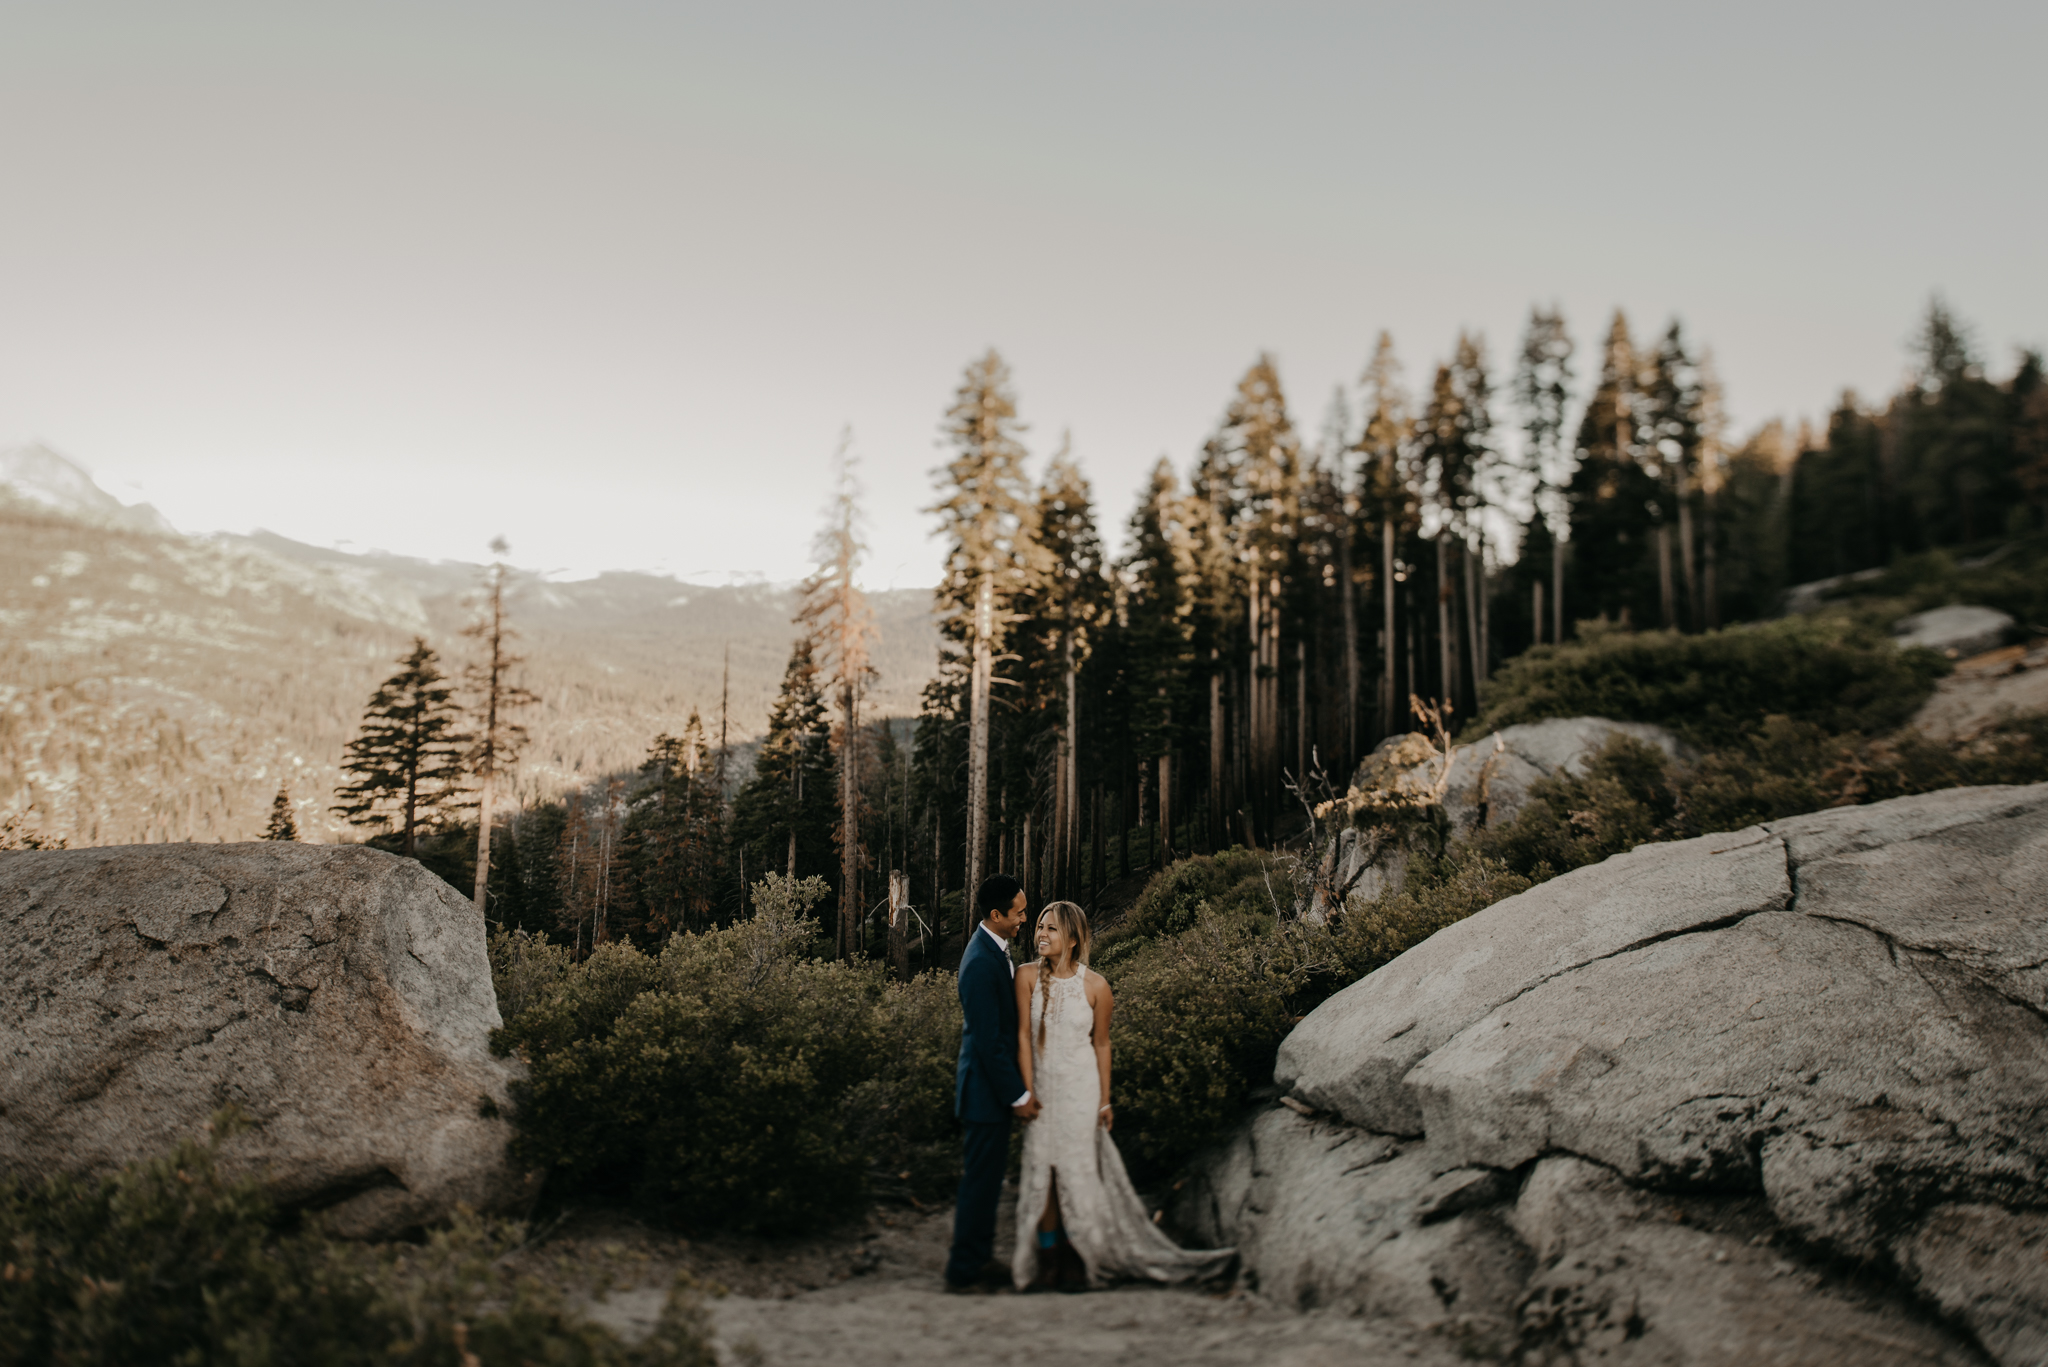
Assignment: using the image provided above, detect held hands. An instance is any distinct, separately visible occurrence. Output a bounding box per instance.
[1013,1095,1042,1120]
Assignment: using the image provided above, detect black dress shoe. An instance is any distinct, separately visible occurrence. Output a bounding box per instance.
[1054,1238,1089,1293]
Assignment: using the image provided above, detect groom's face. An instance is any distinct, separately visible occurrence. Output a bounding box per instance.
[988,891,1029,939]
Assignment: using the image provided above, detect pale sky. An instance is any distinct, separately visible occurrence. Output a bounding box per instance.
[3,2,2042,585]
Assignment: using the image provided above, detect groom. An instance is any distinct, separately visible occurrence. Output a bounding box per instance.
[944,873,1039,1292]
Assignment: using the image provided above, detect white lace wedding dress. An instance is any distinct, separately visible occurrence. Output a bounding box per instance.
[1010,967,1234,1289]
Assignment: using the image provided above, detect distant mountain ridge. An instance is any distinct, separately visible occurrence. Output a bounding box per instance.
[0,449,942,847]
[0,443,177,536]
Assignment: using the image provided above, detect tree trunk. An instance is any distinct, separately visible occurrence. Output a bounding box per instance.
[1381,522,1396,739]
[1703,487,1720,629]
[1339,524,1358,768]
[1157,750,1172,862]
[471,771,495,915]
[1294,638,1307,782]
[839,677,860,960]
[1657,523,1677,629]
[1463,543,1483,711]
[1021,810,1034,904]
[1678,494,1700,631]
[1436,535,1455,711]
[966,576,993,909]
[1090,783,1104,893]
[1551,538,1565,644]
[1061,630,1077,899]
[1207,657,1223,852]
[887,869,909,981]
[1245,575,1261,843]
[1533,579,1545,647]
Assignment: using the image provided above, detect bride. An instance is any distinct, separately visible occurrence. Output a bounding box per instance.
[1009,900,1234,1291]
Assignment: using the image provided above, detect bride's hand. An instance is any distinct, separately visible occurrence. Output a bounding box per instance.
[1098,1103,1113,1132]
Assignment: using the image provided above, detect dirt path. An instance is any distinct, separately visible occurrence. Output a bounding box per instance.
[521,1200,1470,1367]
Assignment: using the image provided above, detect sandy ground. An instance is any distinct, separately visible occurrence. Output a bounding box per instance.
[513,1191,1474,1367]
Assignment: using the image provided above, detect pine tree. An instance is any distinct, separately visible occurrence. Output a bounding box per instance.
[1354,333,1416,740]
[1194,354,1303,843]
[1564,311,1660,629]
[1639,324,1705,629]
[624,719,727,940]
[332,639,469,856]
[1412,333,1493,709]
[464,538,538,916]
[928,349,1036,906]
[1117,459,1197,857]
[800,437,878,959]
[262,784,299,841]
[1012,437,1109,899]
[730,636,836,890]
[1513,307,1574,645]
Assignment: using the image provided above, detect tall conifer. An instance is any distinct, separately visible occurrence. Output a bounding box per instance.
[1513,308,1575,643]
[929,350,1036,905]
[801,441,878,958]
[332,639,469,856]
[464,538,537,915]
[1565,311,1660,628]
[730,637,836,887]
[1355,333,1416,739]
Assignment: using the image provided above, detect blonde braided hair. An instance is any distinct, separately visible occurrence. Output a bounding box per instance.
[1033,901,1092,1055]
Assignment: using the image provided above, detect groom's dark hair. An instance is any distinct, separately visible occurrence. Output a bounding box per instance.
[974,874,1024,919]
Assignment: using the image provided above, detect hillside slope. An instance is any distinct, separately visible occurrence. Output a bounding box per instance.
[0,496,940,846]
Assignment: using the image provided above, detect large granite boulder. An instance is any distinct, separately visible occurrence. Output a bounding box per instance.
[1182,784,2048,1364]
[0,842,531,1238]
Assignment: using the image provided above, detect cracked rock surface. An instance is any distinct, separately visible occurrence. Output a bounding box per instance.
[1192,783,2048,1365]
[0,842,531,1237]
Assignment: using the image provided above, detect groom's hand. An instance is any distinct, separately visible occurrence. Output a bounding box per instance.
[1013,1096,1041,1120]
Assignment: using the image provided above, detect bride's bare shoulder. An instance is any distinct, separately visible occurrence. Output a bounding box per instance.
[1084,966,1113,1002]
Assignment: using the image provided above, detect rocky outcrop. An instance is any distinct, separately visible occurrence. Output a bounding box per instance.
[1912,640,2048,743]
[1894,604,2016,658]
[0,843,532,1238]
[1317,717,1690,910]
[1181,783,2048,1364]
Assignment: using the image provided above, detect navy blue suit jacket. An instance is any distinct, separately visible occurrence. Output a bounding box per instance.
[955,927,1027,1123]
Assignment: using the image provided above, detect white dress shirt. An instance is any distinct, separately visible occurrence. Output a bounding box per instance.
[979,921,1030,1107]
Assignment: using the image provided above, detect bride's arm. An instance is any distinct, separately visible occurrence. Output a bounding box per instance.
[1090,972,1115,1130]
[1015,963,1038,1103]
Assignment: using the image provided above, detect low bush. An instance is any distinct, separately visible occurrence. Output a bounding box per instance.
[493,873,959,1233]
[0,1113,712,1367]
[1472,615,1949,748]
[1111,907,1305,1174]
[1099,840,1536,1176]
[1842,537,2048,631]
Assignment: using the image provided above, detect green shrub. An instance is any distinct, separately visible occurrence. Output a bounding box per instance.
[1476,734,1681,876]
[1096,847,1277,958]
[1327,852,1536,987]
[0,1113,712,1367]
[1111,909,1307,1175]
[494,874,960,1233]
[1844,538,2048,630]
[487,926,576,1023]
[1472,616,1949,748]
